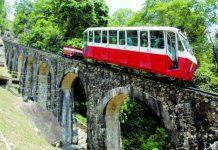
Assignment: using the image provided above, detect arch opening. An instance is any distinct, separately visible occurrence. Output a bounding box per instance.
[37,63,51,109]
[105,94,172,150]
[59,72,87,148]
[9,51,14,73]
[60,73,77,145]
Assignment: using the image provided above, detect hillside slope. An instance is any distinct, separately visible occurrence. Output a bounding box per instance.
[0,86,58,150]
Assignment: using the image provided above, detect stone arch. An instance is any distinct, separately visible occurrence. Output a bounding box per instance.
[36,63,51,109]
[60,72,78,145]
[105,94,128,150]
[23,56,34,99]
[103,86,177,149]
[59,70,88,148]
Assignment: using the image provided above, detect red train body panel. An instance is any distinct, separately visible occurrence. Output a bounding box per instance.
[63,46,82,57]
[83,46,196,81]
[64,27,197,81]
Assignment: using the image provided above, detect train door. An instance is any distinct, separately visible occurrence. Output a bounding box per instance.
[118,30,127,65]
[108,30,118,64]
[101,30,109,61]
[166,32,178,69]
[139,30,151,69]
[93,30,101,60]
[126,30,139,68]
[150,30,165,72]
[88,30,94,58]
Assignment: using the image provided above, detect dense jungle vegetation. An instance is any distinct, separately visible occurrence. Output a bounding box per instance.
[0,0,7,32]
[1,0,218,149]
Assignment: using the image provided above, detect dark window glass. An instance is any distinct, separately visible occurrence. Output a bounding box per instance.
[89,31,93,42]
[140,31,148,47]
[109,30,117,44]
[102,31,107,44]
[150,31,164,49]
[119,31,125,45]
[177,35,184,51]
[94,30,101,43]
[127,30,138,46]
[167,32,176,53]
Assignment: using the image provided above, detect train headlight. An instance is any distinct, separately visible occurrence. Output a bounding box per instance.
[189,63,194,72]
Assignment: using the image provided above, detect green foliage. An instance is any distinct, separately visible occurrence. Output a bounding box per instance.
[119,96,136,123]
[18,19,63,53]
[193,46,218,92]
[13,0,109,53]
[0,0,6,32]
[143,128,171,150]
[74,100,87,117]
[119,97,172,150]
[75,113,87,125]
[128,0,217,42]
[64,38,82,48]
[108,8,133,27]
[13,0,33,37]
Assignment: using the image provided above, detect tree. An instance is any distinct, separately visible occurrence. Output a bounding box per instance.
[108,8,133,27]
[18,19,63,52]
[94,0,109,26]
[120,97,172,149]
[13,0,33,37]
[13,0,109,51]
[128,0,218,43]
[0,0,6,32]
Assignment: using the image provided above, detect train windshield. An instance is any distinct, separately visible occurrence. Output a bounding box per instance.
[179,33,193,55]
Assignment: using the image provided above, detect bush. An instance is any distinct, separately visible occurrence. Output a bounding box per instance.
[120,97,172,150]
[18,19,63,53]
[64,38,82,48]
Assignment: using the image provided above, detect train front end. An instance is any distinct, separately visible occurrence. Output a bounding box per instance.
[177,32,197,81]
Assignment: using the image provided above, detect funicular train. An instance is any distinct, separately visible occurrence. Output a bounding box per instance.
[63,27,197,81]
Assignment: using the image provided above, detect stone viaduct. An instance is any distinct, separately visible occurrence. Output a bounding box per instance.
[3,39,218,149]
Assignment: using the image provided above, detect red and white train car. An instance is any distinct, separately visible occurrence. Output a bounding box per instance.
[64,27,197,81]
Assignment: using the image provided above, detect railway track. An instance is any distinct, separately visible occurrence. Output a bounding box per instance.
[185,87,218,97]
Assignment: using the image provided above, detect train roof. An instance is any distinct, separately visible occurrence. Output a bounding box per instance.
[84,26,180,32]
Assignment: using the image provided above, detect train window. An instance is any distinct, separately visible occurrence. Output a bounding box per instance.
[94,30,101,43]
[119,31,125,45]
[109,30,117,44]
[180,34,193,54]
[150,31,164,49]
[140,31,148,47]
[167,32,176,53]
[177,35,184,51]
[89,31,93,42]
[127,30,138,46]
[102,31,108,44]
